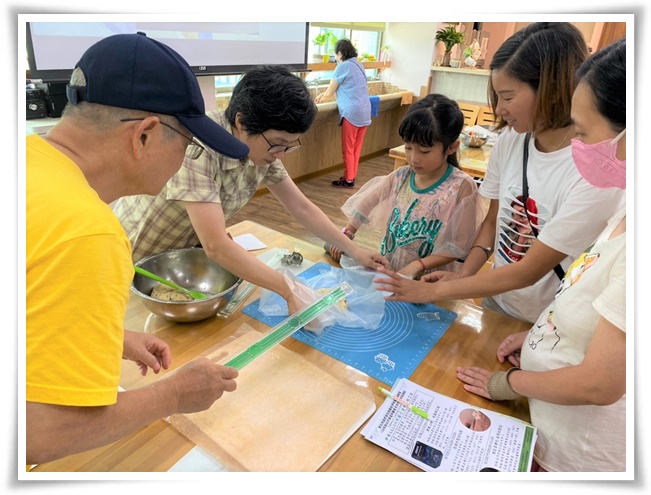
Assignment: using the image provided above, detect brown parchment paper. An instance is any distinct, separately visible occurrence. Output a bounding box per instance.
[168,324,376,471]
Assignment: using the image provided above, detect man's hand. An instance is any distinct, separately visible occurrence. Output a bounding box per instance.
[168,358,238,414]
[123,329,172,376]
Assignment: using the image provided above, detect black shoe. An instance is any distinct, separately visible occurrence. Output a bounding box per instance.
[332,177,355,188]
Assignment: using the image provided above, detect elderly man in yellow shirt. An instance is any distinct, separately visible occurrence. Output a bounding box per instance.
[26,32,247,466]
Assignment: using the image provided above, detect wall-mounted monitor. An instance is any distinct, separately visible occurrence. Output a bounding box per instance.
[26,21,310,83]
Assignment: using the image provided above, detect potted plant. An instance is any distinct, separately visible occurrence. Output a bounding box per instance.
[312,33,328,62]
[463,46,476,68]
[435,25,465,67]
[326,33,339,62]
[313,32,337,63]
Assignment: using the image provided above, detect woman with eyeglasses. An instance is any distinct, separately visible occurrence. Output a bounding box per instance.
[457,37,627,472]
[113,65,388,316]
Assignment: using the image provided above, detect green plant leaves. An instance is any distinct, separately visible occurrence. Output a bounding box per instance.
[435,25,465,54]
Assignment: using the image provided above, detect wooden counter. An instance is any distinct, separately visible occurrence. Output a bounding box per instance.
[307,61,391,72]
[31,221,531,473]
[280,93,412,182]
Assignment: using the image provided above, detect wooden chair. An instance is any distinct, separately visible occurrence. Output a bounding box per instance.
[456,101,480,127]
[389,144,407,171]
[477,105,498,126]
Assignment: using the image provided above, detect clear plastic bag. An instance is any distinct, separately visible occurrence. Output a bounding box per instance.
[258,263,386,332]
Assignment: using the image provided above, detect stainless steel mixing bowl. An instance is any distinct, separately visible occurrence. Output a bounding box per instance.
[131,248,242,323]
[460,132,488,148]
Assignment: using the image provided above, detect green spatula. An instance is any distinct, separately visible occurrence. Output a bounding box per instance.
[134,265,210,300]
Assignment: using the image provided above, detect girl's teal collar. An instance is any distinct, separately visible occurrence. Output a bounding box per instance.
[410,164,454,193]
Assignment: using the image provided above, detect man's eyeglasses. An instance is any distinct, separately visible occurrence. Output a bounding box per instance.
[120,118,206,160]
[261,133,302,155]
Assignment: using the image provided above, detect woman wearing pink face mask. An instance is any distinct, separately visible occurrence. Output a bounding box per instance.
[456,37,627,473]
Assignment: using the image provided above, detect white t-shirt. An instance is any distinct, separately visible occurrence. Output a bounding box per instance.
[521,209,626,472]
[479,129,625,323]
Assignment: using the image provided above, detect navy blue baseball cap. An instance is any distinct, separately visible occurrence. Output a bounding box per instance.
[66,32,248,159]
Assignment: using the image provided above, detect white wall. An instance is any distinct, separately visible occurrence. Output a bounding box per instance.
[382,21,608,96]
[382,22,442,95]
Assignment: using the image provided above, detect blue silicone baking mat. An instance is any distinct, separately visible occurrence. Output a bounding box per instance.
[241,262,457,385]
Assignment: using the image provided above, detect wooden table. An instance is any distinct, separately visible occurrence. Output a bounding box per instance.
[32,220,531,473]
[389,142,491,179]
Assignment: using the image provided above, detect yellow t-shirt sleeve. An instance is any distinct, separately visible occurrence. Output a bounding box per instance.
[26,233,132,406]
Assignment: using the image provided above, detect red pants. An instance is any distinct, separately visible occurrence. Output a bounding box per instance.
[341,118,368,181]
